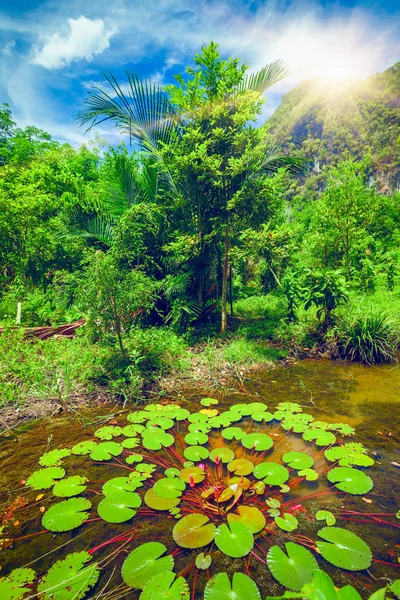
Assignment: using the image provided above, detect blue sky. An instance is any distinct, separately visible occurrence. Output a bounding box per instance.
[0,0,399,147]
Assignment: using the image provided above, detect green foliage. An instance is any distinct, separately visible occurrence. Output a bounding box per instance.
[0,567,36,600]
[267,542,319,591]
[204,572,261,600]
[304,269,348,329]
[37,552,100,600]
[121,542,174,589]
[42,498,92,532]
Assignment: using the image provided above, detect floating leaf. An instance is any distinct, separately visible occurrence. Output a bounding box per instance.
[316,527,372,570]
[242,433,273,451]
[122,438,139,449]
[209,447,235,464]
[188,413,209,423]
[97,491,141,523]
[173,513,216,548]
[165,468,180,478]
[195,552,212,570]
[90,442,122,461]
[71,441,97,456]
[126,453,143,465]
[327,467,373,495]
[389,580,400,599]
[39,448,71,467]
[252,411,274,423]
[94,425,123,440]
[266,498,281,509]
[140,571,190,600]
[146,416,175,430]
[204,572,260,600]
[228,506,266,534]
[282,452,314,470]
[38,551,99,600]
[316,510,336,526]
[200,398,219,407]
[123,424,145,436]
[0,567,35,600]
[299,468,319,481]
[122,542,174,589]
[142,429,174,451]
[254,462,289,485]
[42,498,91,532]
[184,446,209,462]
[222,427,245,441]
[153,478,186,499]
[184,432,208,445]
[188,422,211,433]
[228,459,254,476]
[303,430,336,446]
[215,521,253,557]
[267,542,319,591]
[127,412,148,424]
[53,476,87,498]
[26,467,65,490]
[200,409,219,417]
[275,513,298,532]
[144,489,180,511]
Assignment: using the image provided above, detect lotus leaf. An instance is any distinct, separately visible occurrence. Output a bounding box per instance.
[316,527,372,570]
[26,466,65,490]
[227,458,254,476]
[121,542,174,589]
[184,431,208,445]
[94,425,123,440]
[303,430,336,446]
[140,571,190,600]
[165,467,180,477]
[53,475,88,498]
[327,467,373,495]
[144,489,181,511]
[229,476,251,490]
[204,572,261,600]
[102,476,140,495]
[266,498,281,509]
[230,403,254,416]
[42,497,91,532]
[126,453,143,465]
[70,441,97,456]
[200,398,219,407]
[136,463,156,473]
[252,411,274,422]
[195,553,212,570]
[127,412,148,423]
[222,426,245,441]
[209,447,235,463]
[267,542,319,591]
[123,424,145,436]
[299,468,319,481]
[253,462,289,485]
[0,567,35,600]
[200,409,219,417]
[184,445,209,462]
[97,490,141,523]
[277,402,302,413]
[275,513,298,532]
[90,441,123,461]
[173,408,191,421]
[215,521,253,557]
[37,551,99,600]
[253,481,266,494]
[173,513,216,548]
[39,448,71,467]
[188,413,209,423]
[146,416,175,430]
[122,438,140,449]
[282,451,314,470]
[153,478,186,499]
[242,433,273,451]
[316,510,336,526]
[228,506,266,534]
[142,429,174,450]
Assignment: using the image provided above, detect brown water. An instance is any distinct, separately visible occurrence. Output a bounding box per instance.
[0,359,399,598]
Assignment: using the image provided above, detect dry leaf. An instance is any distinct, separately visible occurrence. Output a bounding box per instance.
[13,520,20,527]
[362,498,373,504]
[39,506,45,513]
[35,494,44,502]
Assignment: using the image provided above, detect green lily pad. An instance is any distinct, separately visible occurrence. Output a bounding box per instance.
[201,398,219,407]
[142,429,174,451]
[195,553,212,570]
[327,467,373,495]
[253,462,289,485]
[144,489,181,511]
[188,422,212,433]
[303,430,336,446]
[282,451,314,470]
[222,427,245,441]
[389,580,400,599]
[179,467,206,484]
[275,513,298,532]
[266,498,281,509]
[121,542,174,589]
[0,567,36,600]
[204,572,261,600]
[165,467,180,478]
[267,542,319,591]
[53,476,88,498]
[140,571,190,600]
[299,468,319,481]
[94,425,123,440]
[146,416,175,430]
[102,476,141,495]
[188,413,209,423]
[42,497,91,532]
[209,447,235,463]
[184,446,209,462]
[70,441,97,456]
[316,510,336,526]
[316,527,372,570]
[26,467,65,490]
[153,478,186,499]
[37,551,99,600]
[122,438,140,449]
[252,411,274,423]
[215,521,254,557]
[227,459,254,476]
[242,433,273,451]
[228,506,266,534]
[97,490,141,523]
[184,432,208,445]
[127,412,148,424]
[230,403,254,416]
[90,441,123,461]
[39,448,71,467]
[173,513,216,548]
[123,424,145,436]
[126,453,143,465]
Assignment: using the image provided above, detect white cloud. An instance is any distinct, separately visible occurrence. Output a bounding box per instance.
[2,40,15,55]
[31,16,117,70]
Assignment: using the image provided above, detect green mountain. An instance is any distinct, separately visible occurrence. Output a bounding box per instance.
[268,63,400,197]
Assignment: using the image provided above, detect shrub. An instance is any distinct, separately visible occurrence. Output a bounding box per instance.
[126,327,189,378]
[233,294,286,320]
[221,339,286,366]
[332,312,398,365]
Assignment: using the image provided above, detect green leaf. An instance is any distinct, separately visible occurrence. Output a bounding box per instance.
[195,553,212,570]
[102,476,141,495]
[227,459,254,476]
[184,446,209,462]
[267,542,319,591]
[71,441,97,456]
[26,467,65,490]
[254,462,289,485]
[222,427,245,441]
[201,398,219,407]
[185,431,209,445]
[126,453,144,465]
[122,437,140,449]
[275,513,299,532]
[153,478,186,499]
[144,489,181,511]
[303,430,336,446]
[140,571,190,600]
[146,416,175,430]
[389,580,400,599]
[121,542,174,589]
[179,466,205,484]
[42,498,91,532]
[282,452,314,470]
[228,506,266,534]
[215,521,254,557]
[94,425,123,440]
[37,551,99,600]
[327,467,373,495]
[39,448,71,467]
[53,476,88,498]
[123,424,145,436]
[0,567,36,600]
[142,429,174,451]
[299,468,319,481]
[252,411,274,422]
[204,572,261,600]
[97,491,141,523]
[316,510,336,526]
[209,447,235,463]
[242,433,273,451]
[173,513,216,548]
[316,527,372,570]
[89,441,123,461]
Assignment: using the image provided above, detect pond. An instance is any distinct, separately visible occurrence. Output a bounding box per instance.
[0,359,399,599]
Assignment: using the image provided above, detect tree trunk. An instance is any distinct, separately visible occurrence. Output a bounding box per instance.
[229,264,233,317]
[221,228,230,333]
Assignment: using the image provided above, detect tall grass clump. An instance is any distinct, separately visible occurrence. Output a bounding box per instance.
[332,312,398,365]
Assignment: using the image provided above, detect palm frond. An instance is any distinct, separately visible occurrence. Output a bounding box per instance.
[237,59,290,95]
[253,143,308,175]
